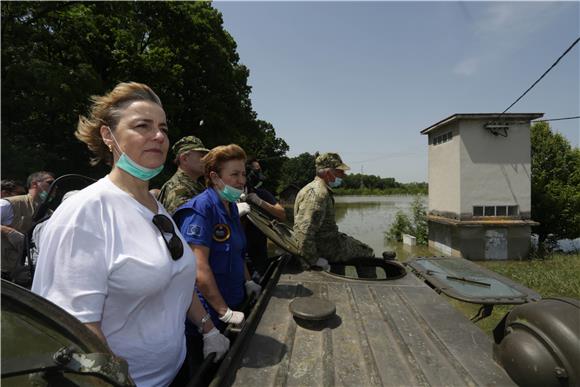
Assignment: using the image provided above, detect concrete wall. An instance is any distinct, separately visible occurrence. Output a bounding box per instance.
[428,220,533,260]
[428,221,460,257]
[427,124,460,218]
[459,119,532,219]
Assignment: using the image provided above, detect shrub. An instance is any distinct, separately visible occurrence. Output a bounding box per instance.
[386,196,428,244]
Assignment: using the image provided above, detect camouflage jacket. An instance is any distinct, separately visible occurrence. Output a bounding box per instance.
[158,169,205,215]
[293,177,339,264]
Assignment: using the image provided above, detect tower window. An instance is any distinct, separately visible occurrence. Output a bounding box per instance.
[473,205,519,217]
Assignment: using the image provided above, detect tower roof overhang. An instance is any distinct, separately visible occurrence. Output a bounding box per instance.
[420,113,544,135]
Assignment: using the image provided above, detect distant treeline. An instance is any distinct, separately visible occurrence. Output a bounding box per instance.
[275,152,427,196]
[335,174,427,195]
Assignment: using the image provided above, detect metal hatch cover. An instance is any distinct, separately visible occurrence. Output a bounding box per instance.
[246,206,300,256]
[406,256,541,305]
[289,297,336,321]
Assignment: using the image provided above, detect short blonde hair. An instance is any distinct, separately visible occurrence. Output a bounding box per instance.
[202,144,247,187]
[75,82,162,166]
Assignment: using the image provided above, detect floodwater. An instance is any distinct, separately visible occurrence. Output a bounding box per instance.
[284,195,438,262]
[334,195,435,261]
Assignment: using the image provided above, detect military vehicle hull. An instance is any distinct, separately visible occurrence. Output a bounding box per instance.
[211,255,517,386]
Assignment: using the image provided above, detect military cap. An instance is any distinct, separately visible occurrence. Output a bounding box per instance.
[172,136,209,156]
[315,152,350,170]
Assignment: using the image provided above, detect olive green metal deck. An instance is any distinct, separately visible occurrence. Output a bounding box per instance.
[229,258,516,386]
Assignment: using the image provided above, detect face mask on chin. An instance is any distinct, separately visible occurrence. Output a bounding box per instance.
[107,127,164,181]
[213,174,243,202]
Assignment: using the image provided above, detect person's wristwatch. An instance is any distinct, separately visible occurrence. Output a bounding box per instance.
[198,313,211,333]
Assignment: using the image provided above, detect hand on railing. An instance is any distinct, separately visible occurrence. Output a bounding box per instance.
[218,308,245,325]
[202,328,230,362]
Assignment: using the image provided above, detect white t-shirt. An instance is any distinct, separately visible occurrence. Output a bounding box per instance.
[32,176,196,387]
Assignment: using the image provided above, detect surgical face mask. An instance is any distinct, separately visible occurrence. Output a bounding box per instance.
[39,191,49,201]
[107,127,163,181]
[214,176,243,202]
[329,176,343,188]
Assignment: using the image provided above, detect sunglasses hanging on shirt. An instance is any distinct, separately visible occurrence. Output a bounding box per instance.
[152,214,184,261]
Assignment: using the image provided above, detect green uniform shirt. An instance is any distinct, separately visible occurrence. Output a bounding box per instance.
[293,177,339,264]
[158,169,205,215]
[293,176,374,265]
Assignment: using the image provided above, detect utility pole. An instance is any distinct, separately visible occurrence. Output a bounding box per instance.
[360,165,364,189]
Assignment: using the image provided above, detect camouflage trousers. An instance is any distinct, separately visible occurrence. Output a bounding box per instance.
[318,232,374,261]
[318,233,376,278]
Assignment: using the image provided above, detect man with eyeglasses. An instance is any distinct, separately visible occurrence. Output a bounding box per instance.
[1,171,55,277]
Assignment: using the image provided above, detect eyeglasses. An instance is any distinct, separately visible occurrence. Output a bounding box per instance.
[152,214,184,261]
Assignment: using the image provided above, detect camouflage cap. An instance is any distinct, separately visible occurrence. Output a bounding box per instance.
[315,152,350,170]
[172,135,209,156]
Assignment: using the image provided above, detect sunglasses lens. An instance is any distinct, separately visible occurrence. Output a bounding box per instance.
[153,214,183,260]
[169,238,184,260]
[153,215,172,232]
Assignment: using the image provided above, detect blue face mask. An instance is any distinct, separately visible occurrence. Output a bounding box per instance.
[329,176,343,188]
[215,176,243,202]
[39,191,49,201]
[108,128,164,181]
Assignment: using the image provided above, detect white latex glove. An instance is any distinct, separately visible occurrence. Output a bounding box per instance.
[218,308,245,325]
[314,257,331,271]
[245,193,264,208]
[236,202,251,217]
[203,327,230,362]
[245,280,262,298]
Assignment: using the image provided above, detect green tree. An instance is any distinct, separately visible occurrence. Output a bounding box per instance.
[278,152,316,191]
[386,211,412,242]
[1,2,287,180]
[531,122,580,241]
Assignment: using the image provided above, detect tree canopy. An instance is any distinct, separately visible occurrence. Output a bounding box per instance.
[277,152,317,191]
[531,122,580,240]
[1,2,288,186]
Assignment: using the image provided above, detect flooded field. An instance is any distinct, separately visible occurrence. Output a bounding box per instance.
[282,195,437,261]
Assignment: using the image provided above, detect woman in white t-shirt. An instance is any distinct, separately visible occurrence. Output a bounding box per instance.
[31,82,229,387]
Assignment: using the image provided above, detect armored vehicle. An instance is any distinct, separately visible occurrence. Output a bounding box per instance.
[2,192,579,386]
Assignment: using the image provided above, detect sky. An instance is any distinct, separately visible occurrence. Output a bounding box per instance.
[213,1,579,183]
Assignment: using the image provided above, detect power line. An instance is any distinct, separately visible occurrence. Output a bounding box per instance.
[489,37,580,123]
[533,116,580,123]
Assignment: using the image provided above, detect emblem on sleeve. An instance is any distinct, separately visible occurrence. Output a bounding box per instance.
[213,224,231,242]
[187,224,202,237]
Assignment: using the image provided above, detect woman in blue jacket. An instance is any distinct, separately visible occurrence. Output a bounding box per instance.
[174,144,261,332]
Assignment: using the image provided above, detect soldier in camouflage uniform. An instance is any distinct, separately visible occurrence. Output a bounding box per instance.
[293,153,375,276]
[158,136,209,214]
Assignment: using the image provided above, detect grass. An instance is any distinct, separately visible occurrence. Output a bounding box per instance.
[448,252,580,335]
